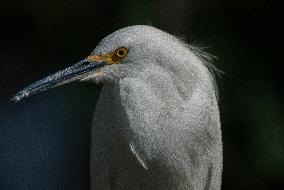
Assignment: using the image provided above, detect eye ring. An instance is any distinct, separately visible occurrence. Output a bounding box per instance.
[115,47,128,58]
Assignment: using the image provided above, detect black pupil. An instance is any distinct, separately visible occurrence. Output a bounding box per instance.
[118,50,124,56]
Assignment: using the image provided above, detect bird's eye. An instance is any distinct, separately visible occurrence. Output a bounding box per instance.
[115,47,128,58]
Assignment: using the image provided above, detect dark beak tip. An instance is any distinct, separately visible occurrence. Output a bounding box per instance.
[10,91,28,103]
[10,96,20,103]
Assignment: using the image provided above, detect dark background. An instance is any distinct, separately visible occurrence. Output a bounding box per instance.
[0,0,283,189]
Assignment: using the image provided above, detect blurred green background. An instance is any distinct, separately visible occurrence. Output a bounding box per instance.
[0,0,283,189]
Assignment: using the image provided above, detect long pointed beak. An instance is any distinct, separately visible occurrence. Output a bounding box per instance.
[12,59,105,102]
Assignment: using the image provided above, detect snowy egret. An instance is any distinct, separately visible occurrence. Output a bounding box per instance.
[13,25,222,190]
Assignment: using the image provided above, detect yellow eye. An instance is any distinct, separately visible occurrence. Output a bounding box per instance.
[115,47,128,58]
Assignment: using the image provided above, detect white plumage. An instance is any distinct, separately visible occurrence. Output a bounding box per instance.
[13,25,222,190]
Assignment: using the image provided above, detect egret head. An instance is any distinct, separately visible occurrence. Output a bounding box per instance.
[12,25,215,102]
[82,25,183,83]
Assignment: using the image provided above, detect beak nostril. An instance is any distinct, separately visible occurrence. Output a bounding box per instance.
[81,60,91,66]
